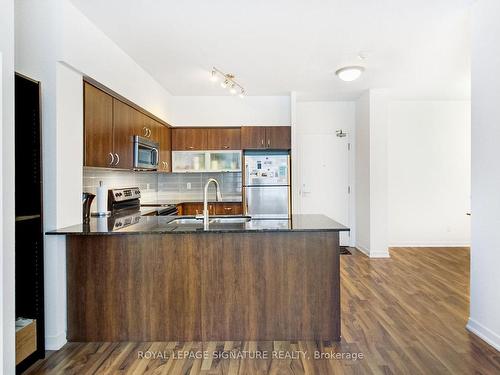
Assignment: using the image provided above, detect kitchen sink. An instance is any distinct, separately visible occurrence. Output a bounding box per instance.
[167,216,251,226]
[209,216,251,224]
[168,218,203,225]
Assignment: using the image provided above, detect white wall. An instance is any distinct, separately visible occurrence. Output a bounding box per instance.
[295,101,356,246]
[467,0,500,351]
[388,101,471,247]
[15,0,174,350]
[171,96,290,126]
[354,90,390,258]
[0,0,16,372]
[369,91,389,257]
[355,92,370,253]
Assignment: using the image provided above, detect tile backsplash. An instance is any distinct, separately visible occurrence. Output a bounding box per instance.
[83,167,242,210]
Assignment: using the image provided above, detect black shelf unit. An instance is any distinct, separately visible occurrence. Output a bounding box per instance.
[15,73,45,373]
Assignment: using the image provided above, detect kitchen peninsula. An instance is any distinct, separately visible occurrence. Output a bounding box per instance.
[48,214,348,342]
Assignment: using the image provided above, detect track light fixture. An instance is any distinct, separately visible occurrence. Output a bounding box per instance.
[210,67,245,97]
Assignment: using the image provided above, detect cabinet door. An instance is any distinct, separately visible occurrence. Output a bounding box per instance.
[215,203,243,215]
[159,124,172,172]
[112,99,141,169]
[182,202,215,216]
[172,128,208,150]
[241,126,266,149]
[84,83,114,167]
[142,114,160,142]
[266,126,291,149]
[207,128,241,150]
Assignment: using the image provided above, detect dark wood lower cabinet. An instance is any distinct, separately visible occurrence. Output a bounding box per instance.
[66,231,340,342]
[178,202,243,216]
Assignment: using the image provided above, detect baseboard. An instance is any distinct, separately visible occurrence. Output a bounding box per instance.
[466,318,500,351]
[355,245,370,256]
[355,245,390,258]
[369,250,391,258]
[45,331,67,350]
[389,241,470,248]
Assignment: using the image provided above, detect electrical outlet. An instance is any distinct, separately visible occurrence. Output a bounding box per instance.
[187,182,191,190]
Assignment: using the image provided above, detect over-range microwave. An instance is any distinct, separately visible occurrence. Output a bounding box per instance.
[133,135,159,170]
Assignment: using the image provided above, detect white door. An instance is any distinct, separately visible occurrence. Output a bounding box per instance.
[298,132,350,245]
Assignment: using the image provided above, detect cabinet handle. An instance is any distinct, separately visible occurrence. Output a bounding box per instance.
[188,146,194,150]
[224,207,232,211]
[261,139,264,146]
[143,127,148,137]
[147,128,152,137]
[267,139,271,147]
[165,161,169,170]
[109,152,115,166]
[114,153,120,166]
[223,145,229,149]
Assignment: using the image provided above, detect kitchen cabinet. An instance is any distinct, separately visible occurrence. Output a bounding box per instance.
[178,202,243,216]
[172,150,241,172]
[266,126,291,149]
[172,128,208,150]
[241,126,291,150]
[241,126,266,149]
[112,99,142,169]
[141,114,161,142]
[84,83,114,167]
[84,81,173,170]
[207,128,241,150]
[159,124,172,172]
[182,202,215,216]
[215,202,243,215]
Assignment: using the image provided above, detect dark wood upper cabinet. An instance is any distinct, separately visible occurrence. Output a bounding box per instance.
[159,124,172,172]
[84,83,114,167]
[112,99,142,169]
[207,128,241,150]
[241,126,266,149]
[84,80,173,170]
[266,126,291,149]
[241,126,291,150]
[141,114,160,142]
[172,128,208,150]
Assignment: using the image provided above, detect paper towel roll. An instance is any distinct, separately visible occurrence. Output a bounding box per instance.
[96,181,108,214]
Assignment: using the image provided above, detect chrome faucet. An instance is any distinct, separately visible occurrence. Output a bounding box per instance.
[199,178,222,230]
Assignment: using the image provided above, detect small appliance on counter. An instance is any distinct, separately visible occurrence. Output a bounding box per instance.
[82,192,95,224]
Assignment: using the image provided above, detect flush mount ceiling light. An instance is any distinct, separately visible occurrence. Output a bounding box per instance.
[210,67,245,97]
[335,66,365,82]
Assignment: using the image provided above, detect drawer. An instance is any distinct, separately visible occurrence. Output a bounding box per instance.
[215,203,243,215]
[16,319,37,365]
[182,202,216,216]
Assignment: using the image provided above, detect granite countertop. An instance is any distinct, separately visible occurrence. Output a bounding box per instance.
[46,214,349,235]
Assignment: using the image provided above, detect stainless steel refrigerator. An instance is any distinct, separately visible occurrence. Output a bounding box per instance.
[243,151,291,218]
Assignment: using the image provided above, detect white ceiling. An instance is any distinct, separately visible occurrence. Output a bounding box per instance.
[70,0,472,100]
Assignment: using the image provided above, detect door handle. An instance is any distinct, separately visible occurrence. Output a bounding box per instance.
[109,152,115,166]
[114,153,120,166]
[152,148,159,166]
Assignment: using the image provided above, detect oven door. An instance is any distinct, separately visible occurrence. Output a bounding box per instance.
[133,136,159,170]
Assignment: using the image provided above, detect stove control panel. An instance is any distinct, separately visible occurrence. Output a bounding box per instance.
[108,187,141,203]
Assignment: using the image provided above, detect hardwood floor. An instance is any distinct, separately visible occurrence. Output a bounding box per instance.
[24,247,500,374]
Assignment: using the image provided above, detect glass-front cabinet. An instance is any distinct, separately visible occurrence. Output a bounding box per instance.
[172,150,242,172]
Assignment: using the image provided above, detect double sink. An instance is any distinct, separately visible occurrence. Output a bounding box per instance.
[166,215,252,229]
